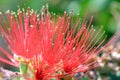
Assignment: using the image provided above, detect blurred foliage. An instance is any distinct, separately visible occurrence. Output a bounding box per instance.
[0,0,120,79]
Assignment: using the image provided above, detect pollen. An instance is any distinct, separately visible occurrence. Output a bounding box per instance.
[30,25,34,28]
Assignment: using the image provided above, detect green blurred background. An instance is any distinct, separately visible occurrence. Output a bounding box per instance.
[0,0,120,79]
[0,0,120,38]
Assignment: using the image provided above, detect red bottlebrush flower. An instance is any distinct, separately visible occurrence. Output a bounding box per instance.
[0,6,118,80]
[0,9,42,59]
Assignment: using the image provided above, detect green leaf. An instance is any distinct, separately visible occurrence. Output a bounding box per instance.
[20,63,28,74]
[79,77,89,80]
[70,77,74,80]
